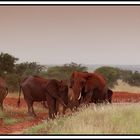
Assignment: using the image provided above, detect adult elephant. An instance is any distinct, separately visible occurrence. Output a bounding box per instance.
[69,71,113,106]
[83,73,113,104]
[17,76,68,118]
[0,77,8,110]
[69,71,89,107]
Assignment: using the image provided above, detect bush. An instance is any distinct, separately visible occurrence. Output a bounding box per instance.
[42,62,88,81]
[95,66,140,88]
[95,66,120,88]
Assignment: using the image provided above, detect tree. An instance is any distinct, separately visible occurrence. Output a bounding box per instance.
[15,62,45,78]
[119,69,133,84]
[43,62,88,81]
[0,52,45,92]
[95,66,120,88]
[130,71,140,86]
[0,52,18,76]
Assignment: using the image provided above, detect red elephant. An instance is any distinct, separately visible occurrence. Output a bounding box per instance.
[18,76,68,118]
[0,77,8,110]
[69,71,113,106]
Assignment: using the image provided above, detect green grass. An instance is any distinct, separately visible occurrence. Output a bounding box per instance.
[1,102,44,126]
[23,103,140,134]
[23,122,47,134]
[0,110,23,125]
[4,118,21,125]
[0,110,5,118]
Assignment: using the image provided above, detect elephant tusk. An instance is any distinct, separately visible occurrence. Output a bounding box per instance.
[78,92,81,100]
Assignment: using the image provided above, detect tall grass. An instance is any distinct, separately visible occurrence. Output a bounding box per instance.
[24,103,140,134]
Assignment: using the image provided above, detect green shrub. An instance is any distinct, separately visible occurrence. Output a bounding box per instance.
[95,66,120,88]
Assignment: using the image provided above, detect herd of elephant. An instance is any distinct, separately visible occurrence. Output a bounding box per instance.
[0,71,113,119]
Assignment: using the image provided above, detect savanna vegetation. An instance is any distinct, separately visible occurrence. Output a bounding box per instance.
[95,66,140,88]
[0,52,140,92]
[0,52,87,92]
[23,103,140,134]
[1,52,140,134]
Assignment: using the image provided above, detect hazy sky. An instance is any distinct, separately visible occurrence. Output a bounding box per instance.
[0,6,140,65]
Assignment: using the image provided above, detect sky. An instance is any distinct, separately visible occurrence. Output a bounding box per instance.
[0,6,140,65]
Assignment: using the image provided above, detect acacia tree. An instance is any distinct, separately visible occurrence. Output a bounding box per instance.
[15,62,45,78]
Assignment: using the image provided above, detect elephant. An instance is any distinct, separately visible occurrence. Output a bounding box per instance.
[17,76,48,117]
[69,71,90,107]
[69,71,113,106]
[17,75,68,118]
[43,79,68,119]
[0,77,8,110]
[83,73,113,104]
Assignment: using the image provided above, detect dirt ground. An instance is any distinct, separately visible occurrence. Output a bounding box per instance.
[112,92,140,103]
[0,97,48,134]
[1,91,140,134]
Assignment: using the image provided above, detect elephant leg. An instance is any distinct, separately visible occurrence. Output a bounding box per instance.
[56,102,66,115]
[84,91,93,104]
[0,90,7,111]
[46,94,57,119]
[0,101,3,111]
[62,106,67,115]
[56,101,60,115]
[26,100,36,117]
[91,88,100,104]
[42,101,48,109]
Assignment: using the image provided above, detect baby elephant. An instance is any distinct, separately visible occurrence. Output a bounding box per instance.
[43,79,68,119]
[0,77,8,110]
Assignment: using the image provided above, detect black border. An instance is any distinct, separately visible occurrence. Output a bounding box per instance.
[0,3,140,138]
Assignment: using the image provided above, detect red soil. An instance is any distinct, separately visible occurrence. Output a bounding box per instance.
[4,97,26,108]
[1,91,140,134]
[0,97,48,134]
[0,112,47,134]
[112,92,140,103]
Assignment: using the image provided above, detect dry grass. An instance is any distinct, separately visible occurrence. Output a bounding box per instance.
[112,79,140,93]
[23,103,140,134]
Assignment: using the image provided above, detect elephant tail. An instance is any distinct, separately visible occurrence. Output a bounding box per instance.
[5,87,8,98]
[17,85,22,107]
[6,87,8,95]
[2,87,8,100]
